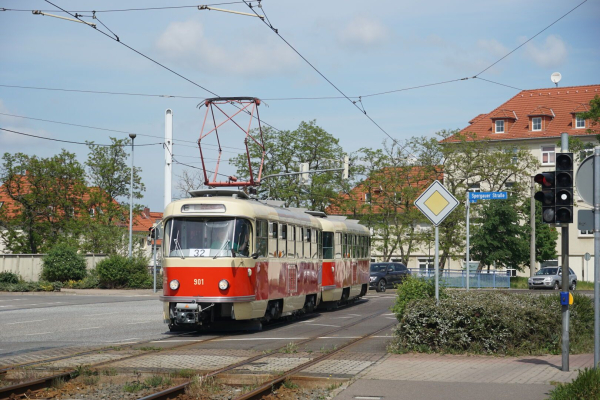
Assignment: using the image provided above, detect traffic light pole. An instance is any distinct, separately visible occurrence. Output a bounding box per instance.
[594,146,600,368]
[561,132,570,372]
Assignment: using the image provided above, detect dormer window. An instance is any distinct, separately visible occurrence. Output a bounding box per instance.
[495,120,504,133]
[576,115,586,129]
[532,117,542,131]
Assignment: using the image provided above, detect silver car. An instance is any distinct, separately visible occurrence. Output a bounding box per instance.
[528,267,577,290]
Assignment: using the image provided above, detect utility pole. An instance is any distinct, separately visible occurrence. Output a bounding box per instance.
[594,146,600,367]
[560,132,570,372]
[164,109,173,209]
[530,176,536,277]
[128,133,136,259]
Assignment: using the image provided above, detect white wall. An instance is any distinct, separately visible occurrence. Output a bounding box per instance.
[0,254,106,282]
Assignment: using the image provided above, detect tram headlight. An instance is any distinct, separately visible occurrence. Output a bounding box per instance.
[169,280,180,290]
[218,279,230,290]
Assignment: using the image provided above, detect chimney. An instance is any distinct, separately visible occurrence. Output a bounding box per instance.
[143,207,150,218]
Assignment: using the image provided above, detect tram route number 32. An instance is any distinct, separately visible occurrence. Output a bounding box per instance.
[189,248,210,257]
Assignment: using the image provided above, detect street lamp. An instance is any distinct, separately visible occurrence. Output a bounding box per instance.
[128,133,136,258]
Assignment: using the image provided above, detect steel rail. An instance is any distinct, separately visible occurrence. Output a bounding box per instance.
[138,304,387,400]
[235,322,396,400]
[0,301,366,398]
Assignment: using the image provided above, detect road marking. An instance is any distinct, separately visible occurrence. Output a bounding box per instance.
[385,317,397,320]
[217,337,308,341]
[300,320,316,323]
[0,306,12,308]
[6,319,48,325]
[150,339,205,343]
[382,313,395,316]
[372,336,394,338]
[354,396,383,400]
[333,316,353,319]
[346,314,361,316]
[126,321,157,325]
[76,326,101,331]
[318,336,360,339]
[88,312,118,316]
[306,323,340,328]
[104,338,140,343]
[25,332,52,336]
[24,304,38,306]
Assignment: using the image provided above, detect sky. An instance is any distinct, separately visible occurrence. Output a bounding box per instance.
[1,0,599,212]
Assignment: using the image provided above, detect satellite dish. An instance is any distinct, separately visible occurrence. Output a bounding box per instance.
[551,72,562,86]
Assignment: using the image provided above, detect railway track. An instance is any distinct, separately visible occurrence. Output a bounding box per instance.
[0,299,375,399]
[138,307,393,400]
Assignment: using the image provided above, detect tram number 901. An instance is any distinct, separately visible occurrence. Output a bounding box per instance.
[193,279,204,285]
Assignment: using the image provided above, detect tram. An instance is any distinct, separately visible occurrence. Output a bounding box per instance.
[160,189,370,330]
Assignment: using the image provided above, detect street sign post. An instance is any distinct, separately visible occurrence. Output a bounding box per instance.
[414,181,459,302]
[465,191,508,291]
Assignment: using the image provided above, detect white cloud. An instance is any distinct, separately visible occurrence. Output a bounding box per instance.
[337,16,390,49]
[477,39,509,58]
[155,19,298,77]
[524,35,568,68]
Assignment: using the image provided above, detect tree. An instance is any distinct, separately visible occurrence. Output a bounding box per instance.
[579,95,600,134]
[470,197,529,271]
[524,201,559,267]
[229,121,347,211]
[85,137,145,223]
[0,150,88,253]
[335,141,433,263]
[410,130,539,269]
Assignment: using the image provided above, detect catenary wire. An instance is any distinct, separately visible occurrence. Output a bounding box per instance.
[0,127,161,147]
[0,2,247,13]
[0,112,248,152]
[42,1,285,136]
[473,0,587,77]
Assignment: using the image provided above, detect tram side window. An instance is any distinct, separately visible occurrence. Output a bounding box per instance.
[288,225,295,258]
[279,224,287,258]
[257,220,268,257]
[335,232,342,259]
[354,235,358,258]
[304,228,311,258]
[323,232,334,259]
[349,235,355,258]
[342,234,347,258]
[311,228,318,259]
[297,227,304,258]
[361,236,366,258]
[317,230,323,259]
[268,222,278,258]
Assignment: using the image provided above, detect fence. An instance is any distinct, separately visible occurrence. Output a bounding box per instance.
[408,268,510,289]
[0,254,106,282]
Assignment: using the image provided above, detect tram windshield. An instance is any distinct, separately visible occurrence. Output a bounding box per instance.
[164,217,252,258]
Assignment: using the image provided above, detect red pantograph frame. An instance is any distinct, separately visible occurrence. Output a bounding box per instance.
[198,97,265,187]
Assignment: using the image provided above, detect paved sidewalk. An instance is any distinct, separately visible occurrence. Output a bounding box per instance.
[334,353,593,400]
[60,288,160,296]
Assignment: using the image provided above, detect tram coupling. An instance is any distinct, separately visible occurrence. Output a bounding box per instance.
[172,303,214,325]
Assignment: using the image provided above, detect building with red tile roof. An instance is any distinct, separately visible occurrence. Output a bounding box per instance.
[446,84,600,279]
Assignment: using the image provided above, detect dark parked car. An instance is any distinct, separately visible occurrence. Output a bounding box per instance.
[369,262,410,292]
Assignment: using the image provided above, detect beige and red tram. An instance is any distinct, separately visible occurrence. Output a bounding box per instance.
[160,189,370,330]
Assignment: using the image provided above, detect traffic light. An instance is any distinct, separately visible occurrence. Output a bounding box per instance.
[534,172,556,223]
[555,153,573,224]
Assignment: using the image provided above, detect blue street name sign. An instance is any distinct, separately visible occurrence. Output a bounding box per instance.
[468,191,508,203]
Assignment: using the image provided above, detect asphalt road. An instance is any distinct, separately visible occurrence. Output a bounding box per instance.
[0,293,167,359]
[0,291,398,363]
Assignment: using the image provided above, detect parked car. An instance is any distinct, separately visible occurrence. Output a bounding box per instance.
[528,267,577,290]
[369,262,410,292]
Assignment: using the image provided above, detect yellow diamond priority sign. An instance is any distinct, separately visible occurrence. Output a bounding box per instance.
[414,180,459,226]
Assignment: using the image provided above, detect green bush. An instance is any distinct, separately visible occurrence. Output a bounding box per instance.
[549,367,600,400]
[0,280,62,292]
[390,291,593,356]
[96,255,151,288]
[41,244,87,282]
[391,275,445,320]
[0,271,20,284]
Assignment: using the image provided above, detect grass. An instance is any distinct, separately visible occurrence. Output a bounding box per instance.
[281,342,298,354]
[170,369,196,379]
[282,379,299,389]
[549,367,600,399]
[138,346,162,352]
[123,381,147,393]
[186,375,221,396]
[144,375,172,387]
[511,276,595,290]
[102,368,118,376]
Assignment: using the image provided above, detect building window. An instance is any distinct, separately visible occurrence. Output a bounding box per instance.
[89,208,95,217]
[580,229,593,236]
[532,117,542,131]
[576,115,586,129]
[365,193,371,204]
[541,146,555,165]
[495,120,504,133]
